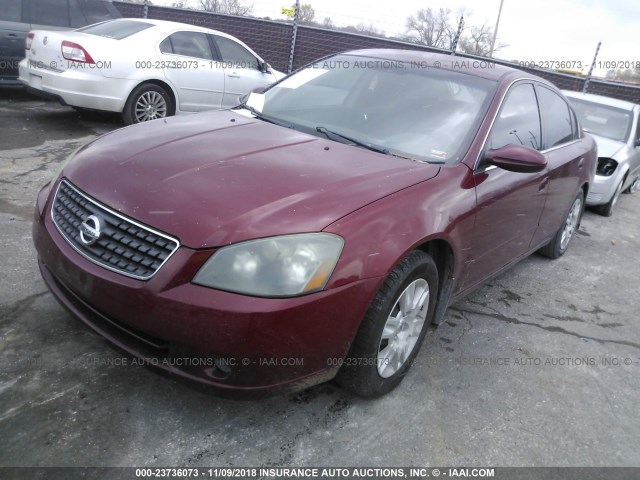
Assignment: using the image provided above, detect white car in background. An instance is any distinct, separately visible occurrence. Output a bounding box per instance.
[564,90,640,216]
[18,18,284,124]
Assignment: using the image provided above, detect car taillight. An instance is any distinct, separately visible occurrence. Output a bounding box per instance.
[61,41,95,64]
[26,33,34,51]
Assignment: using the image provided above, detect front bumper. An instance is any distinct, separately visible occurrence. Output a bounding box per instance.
[586,172,624,206]
[18,58,133,113]
[33,182,381,395]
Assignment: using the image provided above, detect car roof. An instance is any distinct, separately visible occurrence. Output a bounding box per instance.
[562,90,638,111]
[343,49,548,84]
[105,17,227,36]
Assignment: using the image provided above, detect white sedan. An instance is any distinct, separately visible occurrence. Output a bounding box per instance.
[18,18,284,124]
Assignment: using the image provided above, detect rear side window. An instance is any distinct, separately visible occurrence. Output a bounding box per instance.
[164,31,213,60]
[488,83,542,151]
[538,86,577,148]
[76,19,153,39]
[212,35,259,69]
[0,0,22,22]
[31,0,70,27]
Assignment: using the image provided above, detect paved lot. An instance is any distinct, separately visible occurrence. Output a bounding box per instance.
[1,87,639,468]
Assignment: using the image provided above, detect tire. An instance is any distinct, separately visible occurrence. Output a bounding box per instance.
[538,190,584,259]
[595,177,624,217]
[335,250,438,397]
[624,176,640,194]
[122,83,174,125]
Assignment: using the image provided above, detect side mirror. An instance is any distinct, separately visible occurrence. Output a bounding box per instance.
[485,144,547,173]
[259,61,271,74]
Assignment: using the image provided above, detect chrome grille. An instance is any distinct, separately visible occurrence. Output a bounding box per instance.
[51,180,179,280]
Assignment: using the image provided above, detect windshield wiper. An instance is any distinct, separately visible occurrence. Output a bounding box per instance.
[236,104,292,129]
[316,126,389,154]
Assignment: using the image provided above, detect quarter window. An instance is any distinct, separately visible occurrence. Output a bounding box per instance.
[538,86,576,148]
[488,83,542,151]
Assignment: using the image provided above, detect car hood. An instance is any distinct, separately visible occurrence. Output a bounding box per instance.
[63,111,440,248]
[589,133,626,158]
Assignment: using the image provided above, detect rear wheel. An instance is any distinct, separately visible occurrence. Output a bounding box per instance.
[122,83,174,125]
[335,250,438,397]
[538,191,584,259]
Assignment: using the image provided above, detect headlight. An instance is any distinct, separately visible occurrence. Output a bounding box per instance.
[596,157,617,177]
[193,233,343,297]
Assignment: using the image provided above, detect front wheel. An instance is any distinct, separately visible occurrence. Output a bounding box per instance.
[538,191,584,259]
[595,177,624,217]
[335,250,438,397]
[624,176,640,194]
[122,83,174,125]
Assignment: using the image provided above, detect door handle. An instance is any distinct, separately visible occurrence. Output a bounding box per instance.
[538,177,549,191]
[227,73,240,78]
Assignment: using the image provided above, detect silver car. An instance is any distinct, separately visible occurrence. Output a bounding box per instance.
[564,91,640,216]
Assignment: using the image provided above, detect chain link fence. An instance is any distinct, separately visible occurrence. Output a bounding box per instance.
[114,1,640,104]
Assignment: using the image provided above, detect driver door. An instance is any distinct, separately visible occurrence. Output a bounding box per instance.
[462,82,548,290]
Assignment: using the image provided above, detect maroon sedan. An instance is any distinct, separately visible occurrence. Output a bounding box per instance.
[33,50,596,397]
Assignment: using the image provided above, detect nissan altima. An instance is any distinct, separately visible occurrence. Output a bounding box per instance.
[19,18,283,124]
[33,50,596,397]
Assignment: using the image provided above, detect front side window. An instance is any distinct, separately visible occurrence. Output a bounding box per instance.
[538,86,577,148]
[213,35,259,69]
[488,83,542,151]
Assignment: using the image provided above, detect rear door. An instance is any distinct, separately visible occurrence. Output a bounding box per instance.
[529,85,583,246]
[158,30,225,112]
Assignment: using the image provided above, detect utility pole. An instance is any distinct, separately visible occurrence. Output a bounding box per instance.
[489,0,504,58]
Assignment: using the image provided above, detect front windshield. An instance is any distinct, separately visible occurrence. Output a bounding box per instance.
[244,55,496,164]
[568,97,632,142]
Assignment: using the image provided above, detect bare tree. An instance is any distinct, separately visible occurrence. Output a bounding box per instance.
[199,0,253,16]
[321,16,334,29]
[458,25,505,56]
[172,1,189,7]
[354,23,383,36]
[405,8,453,48]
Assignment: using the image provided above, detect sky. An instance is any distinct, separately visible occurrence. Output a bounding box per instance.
[151,0,640,76]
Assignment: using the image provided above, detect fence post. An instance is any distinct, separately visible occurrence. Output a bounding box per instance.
[450,15,464,55]
[288,0,300,74]
[143,0,149,19]
[583,41,601,93]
